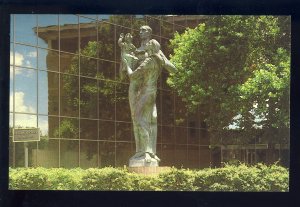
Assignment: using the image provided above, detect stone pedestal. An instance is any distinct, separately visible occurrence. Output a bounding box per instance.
[127,166,171,176]
[129,157,158,167]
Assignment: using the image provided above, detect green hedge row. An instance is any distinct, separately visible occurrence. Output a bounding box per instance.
[9,163,289,191]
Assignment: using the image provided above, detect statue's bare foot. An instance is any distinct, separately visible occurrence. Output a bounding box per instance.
[130,152,144,160]
[145,153,152,163]
[153,155,160,162]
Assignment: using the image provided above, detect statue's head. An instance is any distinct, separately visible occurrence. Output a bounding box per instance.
[145,39,160,55]
[125,33,133,42]
[139,25,152,40]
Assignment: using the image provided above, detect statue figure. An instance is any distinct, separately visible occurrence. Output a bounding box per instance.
[119,26,176,167]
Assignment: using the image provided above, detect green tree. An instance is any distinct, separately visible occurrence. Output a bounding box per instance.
[168,16,290,143]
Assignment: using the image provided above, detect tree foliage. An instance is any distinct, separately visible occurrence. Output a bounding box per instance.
[169,16,290,137]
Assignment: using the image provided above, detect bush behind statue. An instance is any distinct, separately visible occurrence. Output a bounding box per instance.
[9,163,289,191]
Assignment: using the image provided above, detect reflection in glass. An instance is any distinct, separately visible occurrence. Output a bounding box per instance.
[80,77,98,118]
[116,142,133,166]
[116,122,132,142]
[174,145,187,168]
[161,21,173,39]
[80,17,97,51]
[188,127,200,145]
[112,15,132,28]
[59,15,79,53]
[187,145,200,168]
[175,127,187,145]
[98,60,115,80]
[98,80,115,120]
[15,142,37,167]
[15,68,37,113]
[160,144,175,166]
[38,49,59,72]
[60,52,79,74]
[60,74,79,117]
[200,146,211,168]
[175,95,188,127]
[38,115,49,136]
[15,14,37,45]
[99,141,115,167]
[60,140,79,168]
[162,126,175,144]
[14,44,37,68]
[59,117,79,139]
[132,15,147,32]
[37,15,59,49]
[116,26,132,63]
[98,22,115,61]
[38,71,49,115]
[161,90,174,126]
[36,139,59,168]
[80,140,98,168]
[44,72,59,115]
[146,16,161,36]
[115,83,131,122]
[160,38,172,60]
[80,56,97,77]
[48,116,59,138]
[10,15,14,41]
[174,24,186,35]
[80,119,98,140]
[99,120,115,141]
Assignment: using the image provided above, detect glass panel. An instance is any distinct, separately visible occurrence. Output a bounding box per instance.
[174,24,186,35]
[15,14,37,45]
[14,114,36,129]
[173,15,187,26]
[161,21,173,39]
[116,26,133,63]
[59,15,79,53]
[10,66,14,113]
[98,22,115,61]
[175,127,187,145]
[146,16,161,36]
[115,83,131,122]
[116,142,133,167]
[156,90,162,125]
[59,118,79,139]
[112,15,132,27]
[80,77,98,118]
[175,94,188,127]
[161,15,174,23]
[80,119,98,140]
[174,145,187,168]
[157,125,162,144]
[9,137,14,167]
[99,141,115,167]
[188,127,200,145]
[160,38,172,61]
[80,15,98,20]
[48,116,59,138]
[162,125,175,144]
[200,146,211,168]
[38,15,59,49]
[60,52,79,74]
[80,140,98,168]
[98,60,115,81]
[132,15,147,32]
[14,44,37,69]
[15,68,37,113]
[80,17,97,51]
[45,72,59,115]
[187,145,200,168]
[80,56,97,77]
[160,144,175,166]
[98,15,113,22]
[60,74,79,117]
[116,122,133,142]
[38,71,49,115]
[211,146,221,167]
[98,80,115,120]
[36,139,59,168]
[38,48,59,72]
[200,129,210,145]
[38,115,49,137]
[99,120,115,141]
[186,16,200,29]
[60,140,79,168]
[161,90,174,126]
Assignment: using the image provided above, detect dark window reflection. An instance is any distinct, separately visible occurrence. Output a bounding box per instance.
[99,141,115,167]
[59,15,79,54]
[80,77,98,118]
[162,125,175,144]
[187,145,200,168]
[80,119,98,140]
[161,90,174,126]
[59,118,79,139]
[160,144,175,166]
[60,140,79,168]
[80,17,97,51]
[116,122,133,142]
[80,140,98,168]
[116,142,133,166]
[200,146,211,168]
[160,38,172,60]
[175,127,187,145]
[15,14,37,45]
[146,16,161,36]
[175,95,188,127]
[98,80,115,120]
[161,21,173,39]
[188,127,200,145]
[174,24,186,35]
[115,83,131,122]
[111,15,132,28]
[46,72,59,115]
[99,120,115,141]
[132,15,147,31]
[98,60,115,81]
[60,74,79,117]
[161,16,174,23]
[80,56,97,77]
[48,116,59,138]
[174,145,187,168]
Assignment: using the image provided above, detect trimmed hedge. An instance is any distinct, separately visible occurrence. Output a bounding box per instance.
[9,163,289,191]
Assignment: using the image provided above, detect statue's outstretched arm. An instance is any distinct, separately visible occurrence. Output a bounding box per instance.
[158,50,176,74]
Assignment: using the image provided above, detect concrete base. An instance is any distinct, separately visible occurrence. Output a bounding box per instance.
[129,157,159,167]
[127,166,171,176]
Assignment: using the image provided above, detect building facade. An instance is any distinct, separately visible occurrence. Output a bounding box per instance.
[9,14,289,169]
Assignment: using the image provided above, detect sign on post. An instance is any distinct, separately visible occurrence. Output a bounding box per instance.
[13,128,40,142]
